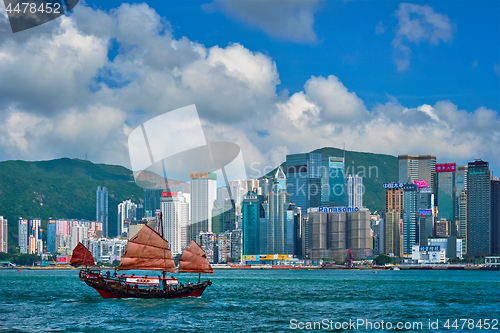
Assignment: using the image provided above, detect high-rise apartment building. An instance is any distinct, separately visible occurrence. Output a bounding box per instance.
[0,216,7,253]
[29,218,41,253]
[96,186,109,237]
[467,160,491,256]
[286,153,322,216]
[18,218,28,254]
[117,200,137,237]
[70,225,88,251]
[161,191,189,255]
[321,156,345,207]
[190,173,217,240]
[345,175,363,208]
[398,155,436,191]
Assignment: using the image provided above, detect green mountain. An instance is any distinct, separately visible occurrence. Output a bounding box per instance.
[0,148,398,252]
[0,158,144,252]
[262,147,399,213]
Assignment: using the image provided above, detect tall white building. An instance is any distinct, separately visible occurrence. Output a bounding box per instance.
[161,192,190,256]
[117,200,137,237]
[346,175,363,208]
[70,225,88,251]
[190,173,217,240]
[0,216,7,253]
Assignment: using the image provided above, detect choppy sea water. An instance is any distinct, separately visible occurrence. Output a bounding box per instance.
[0,269,498,332]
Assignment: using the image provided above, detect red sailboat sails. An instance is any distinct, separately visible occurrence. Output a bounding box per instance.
[178,240,213,274]
[71,242,95,266]
[117,224,176,273]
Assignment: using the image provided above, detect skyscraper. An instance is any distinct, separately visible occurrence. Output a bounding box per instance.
[436,163,456,234]
[0,216,7,253]
[456,166,468,214]
[417,191,434,245]
[398,155,436,191]
[29,219,41,253]
[286,153,322,216]
[345,174,363,208]
[242,191,262,256]
[161,191,189,255]
[458,189,467,254]
[143,189,163,218]
[467,160,490,256]
[286,203,302,257]
[117,200,137,237]
[384,210,400,256]
[212,198,236,235]
[268,167,292,254]
[96,186,109,237]
[386,188,403,213]
[491,179,500,255]
[321,156,345,207]
[18,218,28,254]
[47,219,56,254]
[190,173,217,240]
[403,183,418,255]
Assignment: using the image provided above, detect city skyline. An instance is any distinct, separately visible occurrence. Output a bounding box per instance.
[0,1,498,178]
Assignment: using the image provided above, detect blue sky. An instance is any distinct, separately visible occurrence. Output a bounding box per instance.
[84,0,500,112]
[0,0,499,177]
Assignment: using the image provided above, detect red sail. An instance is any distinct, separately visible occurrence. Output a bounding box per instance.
[178,240,213,274]
[70,242,95,266]
[117,224,176,273]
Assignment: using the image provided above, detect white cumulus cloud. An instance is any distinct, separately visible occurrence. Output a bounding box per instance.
[392,3,455,72]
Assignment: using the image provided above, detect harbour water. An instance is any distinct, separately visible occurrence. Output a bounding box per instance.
[0,269,498,332]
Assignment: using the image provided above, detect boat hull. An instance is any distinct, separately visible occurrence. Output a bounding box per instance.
[80,271,211,299]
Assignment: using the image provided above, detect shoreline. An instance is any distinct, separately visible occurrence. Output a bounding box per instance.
[2,266,498,271]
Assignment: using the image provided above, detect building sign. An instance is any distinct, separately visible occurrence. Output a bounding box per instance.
[190,173,217,179]
[242,255,259,262]
[419,187,432,193]
[126,277,160,285]
[161,192,177,197]
[318,207,360,213]
[419,246,440,252]
[244,196,258,200]
[419,209,432,217]
[435,163,456,173]
[403,184,417,191]
[56,255,67,264]
[383,182,404,189]
[414,180,428,187]
[330,157,344,162]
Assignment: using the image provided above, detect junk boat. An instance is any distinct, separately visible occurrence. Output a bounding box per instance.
[71,224,213,299]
